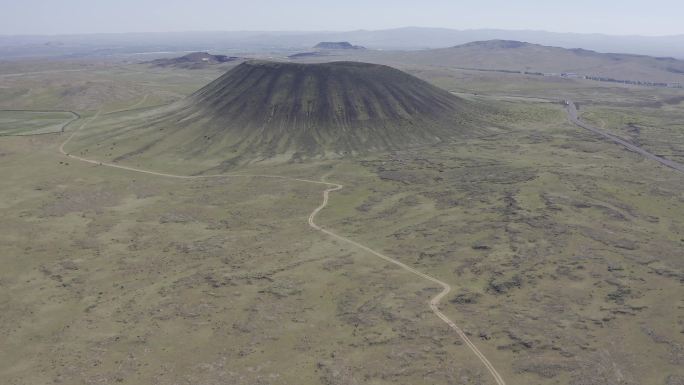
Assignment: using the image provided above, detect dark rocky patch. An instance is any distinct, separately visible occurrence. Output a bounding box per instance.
[450,290,482,305]
[488,274,523,294]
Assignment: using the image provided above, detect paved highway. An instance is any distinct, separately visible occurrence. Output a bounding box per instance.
[566,100,684,174]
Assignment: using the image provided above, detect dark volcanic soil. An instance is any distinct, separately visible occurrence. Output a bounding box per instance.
[72,61,496,166]
[179,61,493,157]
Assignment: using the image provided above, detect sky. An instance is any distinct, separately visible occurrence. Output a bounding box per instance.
[1,0,683,36]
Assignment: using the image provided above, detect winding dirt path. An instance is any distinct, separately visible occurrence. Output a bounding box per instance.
[58,109,507,385]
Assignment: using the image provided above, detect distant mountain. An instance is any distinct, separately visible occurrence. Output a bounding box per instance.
[457,40,531,49]
[313,42,365,50]
[287,42,365,60]
[350,40,684,84]
[148,52,240,69]
[326,27,684,58]
[2,28,684,59]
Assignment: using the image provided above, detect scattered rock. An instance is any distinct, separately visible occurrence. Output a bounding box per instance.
[450,291,482,305]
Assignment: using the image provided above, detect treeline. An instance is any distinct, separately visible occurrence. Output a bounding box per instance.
[457,67,546,76]
[584,76,681,88]
[455,66,682,88]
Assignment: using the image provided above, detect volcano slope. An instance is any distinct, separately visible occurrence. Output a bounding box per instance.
[65,61,497,171]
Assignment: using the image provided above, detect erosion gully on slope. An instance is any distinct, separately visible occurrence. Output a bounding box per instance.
[58,106,508,385]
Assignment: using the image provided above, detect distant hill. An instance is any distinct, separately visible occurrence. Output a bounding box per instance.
[69,61,495,167]
[2,28,684,59]
[314,42,365,50]
[148,52,240,69]
[288,42,366,59]
[353,40,684,84]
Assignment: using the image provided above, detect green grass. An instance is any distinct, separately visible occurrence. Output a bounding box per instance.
[0,56,683,385]
[580,104,684,162]
[316,102,684,385]
[0,110,77,135]
[0,62,226,113]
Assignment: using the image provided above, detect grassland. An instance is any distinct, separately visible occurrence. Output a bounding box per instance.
[0,60,228,112]
[320,102,684,385]
[1,133,504,385]
[0,110,78,135]
[0,57,682,385]
[580,101,684,163]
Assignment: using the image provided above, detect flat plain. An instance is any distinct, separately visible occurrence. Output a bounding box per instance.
[0,54,683,385]
[0,110,77,136]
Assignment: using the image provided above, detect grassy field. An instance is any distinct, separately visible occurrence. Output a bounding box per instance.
[0,61,227,112]
[319,103,684,385]
[579,102,684,163]
[0,57,682,385]
[0,133,503,385]
[0,110,78,135]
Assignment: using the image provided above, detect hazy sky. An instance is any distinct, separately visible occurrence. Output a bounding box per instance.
[1,0,683,36]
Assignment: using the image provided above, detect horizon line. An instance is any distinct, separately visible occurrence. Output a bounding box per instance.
[2,26,683,39]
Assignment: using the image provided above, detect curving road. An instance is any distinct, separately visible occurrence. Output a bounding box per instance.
[308,184,506,385]
[59,109,507,385]
[566,100,684,174]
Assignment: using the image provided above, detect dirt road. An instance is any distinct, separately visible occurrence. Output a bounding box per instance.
[566,100,684,174]
[58,111,507,385]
